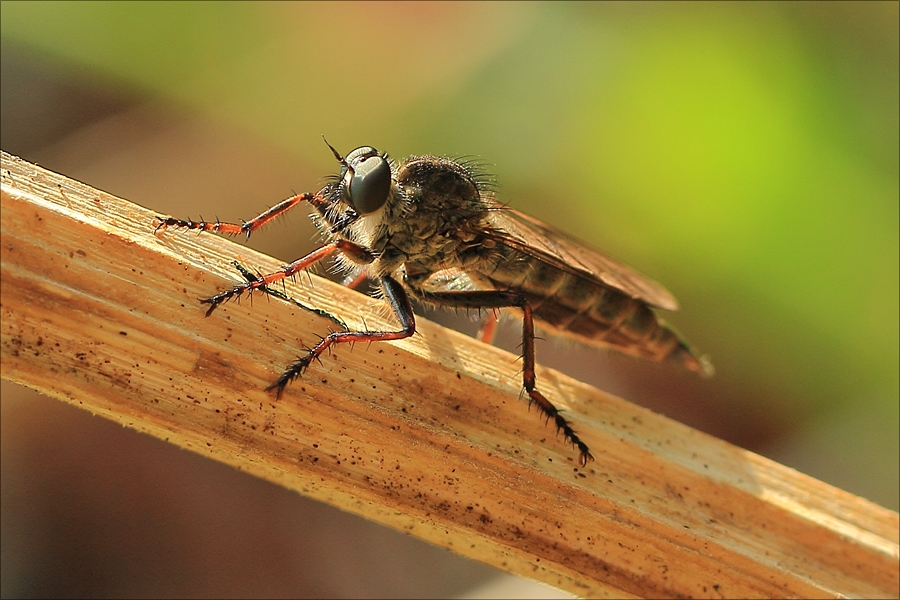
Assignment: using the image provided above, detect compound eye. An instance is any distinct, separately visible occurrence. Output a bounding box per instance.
[346,153,391,214]
[345,146,378,163]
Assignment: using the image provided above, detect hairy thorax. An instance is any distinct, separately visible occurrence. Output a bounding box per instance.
[363,155,496,282]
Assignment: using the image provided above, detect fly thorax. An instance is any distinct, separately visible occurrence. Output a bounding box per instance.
[384,154,492,272]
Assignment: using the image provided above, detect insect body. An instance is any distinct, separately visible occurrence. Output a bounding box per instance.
[156,142,711,467]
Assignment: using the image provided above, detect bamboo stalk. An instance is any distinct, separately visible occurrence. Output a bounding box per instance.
[1,151,897,598]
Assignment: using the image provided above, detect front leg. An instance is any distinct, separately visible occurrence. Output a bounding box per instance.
[266,275,416,398]
[154,193,313,239]
[154,188,360,239]
[416,288,594,467]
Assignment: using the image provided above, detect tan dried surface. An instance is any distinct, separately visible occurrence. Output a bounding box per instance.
[2,151,897,598]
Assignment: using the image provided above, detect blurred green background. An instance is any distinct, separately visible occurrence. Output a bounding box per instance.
[2,2,897,597]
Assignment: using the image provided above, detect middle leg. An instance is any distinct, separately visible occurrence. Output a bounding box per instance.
[267,274,416,398]
[200,239,374,316]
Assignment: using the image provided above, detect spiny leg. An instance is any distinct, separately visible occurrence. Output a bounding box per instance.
[416,288,594,467]
[518,303,594,466]
[154,193,313,238]
[266,275,416,398]
[154,187,361,239]
[199,239,375,315]
[229,261,349,331]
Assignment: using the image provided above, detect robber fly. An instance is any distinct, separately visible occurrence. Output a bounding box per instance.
[155,141,712,467]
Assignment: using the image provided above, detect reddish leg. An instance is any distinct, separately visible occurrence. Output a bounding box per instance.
[416,288,594,467]
[200,240,374,316]
[154,193,314,238]
[266,275,416,398]
[476,311,500,344]
[342,270,369,289]
[153,187,360,238]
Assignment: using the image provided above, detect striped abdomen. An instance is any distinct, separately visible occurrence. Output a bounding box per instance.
[472,249,710,375]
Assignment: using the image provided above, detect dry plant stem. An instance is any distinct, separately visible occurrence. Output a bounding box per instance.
[1,151,897,599]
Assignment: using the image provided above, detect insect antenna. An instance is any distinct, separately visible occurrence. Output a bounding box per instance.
[322,135,351,173]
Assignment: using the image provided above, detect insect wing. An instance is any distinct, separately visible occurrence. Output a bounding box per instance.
[485,203,680,311]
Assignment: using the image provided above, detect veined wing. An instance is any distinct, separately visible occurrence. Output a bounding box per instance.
[484,202,680,311]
